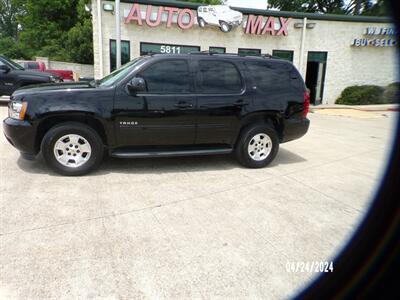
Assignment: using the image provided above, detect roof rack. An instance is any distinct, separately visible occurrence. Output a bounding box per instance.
[146,51,158,56]
[189,51,279,59]
[261,54,283,59]
[190,51,241,56]
[145,51,283,60]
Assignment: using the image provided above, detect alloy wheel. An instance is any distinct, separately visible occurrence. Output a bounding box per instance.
[247,133,272,161]
[53,134,92,168]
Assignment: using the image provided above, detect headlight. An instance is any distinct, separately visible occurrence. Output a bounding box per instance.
[9,101,28,120]
[50,76,61,83]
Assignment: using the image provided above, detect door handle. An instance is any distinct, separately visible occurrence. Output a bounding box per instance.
[234,99,249,106]
[174,102,193,109]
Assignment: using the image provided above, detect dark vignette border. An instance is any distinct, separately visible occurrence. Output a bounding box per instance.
[296,1,400,298]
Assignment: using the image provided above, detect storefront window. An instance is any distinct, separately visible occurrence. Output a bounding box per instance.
[140,42,200,55]
[209,47,226,54]
[308,51,328,62]
[272,50,294,62]
[238,48,261,56]
[110,40,131,72]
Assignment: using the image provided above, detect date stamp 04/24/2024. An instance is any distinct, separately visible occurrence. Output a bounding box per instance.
[286,261,334,273]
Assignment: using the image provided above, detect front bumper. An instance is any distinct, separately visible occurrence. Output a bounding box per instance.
[228,20,242,26]
[281,118,310,143]
[3,118,38,156]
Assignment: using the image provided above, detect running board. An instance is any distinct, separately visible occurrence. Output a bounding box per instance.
[110,148,233,158]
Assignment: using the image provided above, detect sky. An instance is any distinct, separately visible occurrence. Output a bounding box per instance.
[225,0,268,10]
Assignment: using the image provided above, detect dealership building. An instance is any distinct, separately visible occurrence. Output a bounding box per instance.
[91,0,398,105]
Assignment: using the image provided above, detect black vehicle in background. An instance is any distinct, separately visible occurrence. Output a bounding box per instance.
[3,53,310,176]
[0,55,60,96]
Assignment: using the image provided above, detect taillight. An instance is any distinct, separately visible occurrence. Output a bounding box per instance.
[303,90,310,118]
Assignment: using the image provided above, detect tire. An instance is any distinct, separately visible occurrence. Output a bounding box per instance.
[198,17,206,28]
[220,21,232,32]
[41,122,104,176]
[235,124,279,168]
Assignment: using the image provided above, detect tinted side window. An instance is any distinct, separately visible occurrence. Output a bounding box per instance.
[27,62,39,69]
[289,66,306,90]
[196,60,243,94]
[246,62,291,92]
[139,60,191,93]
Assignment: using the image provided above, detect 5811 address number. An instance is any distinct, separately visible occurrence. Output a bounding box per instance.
[160,45,181,54]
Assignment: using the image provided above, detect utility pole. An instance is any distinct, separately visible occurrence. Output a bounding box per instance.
[97,0,103,78]
[299,17,307,77]
[116,0,121,69]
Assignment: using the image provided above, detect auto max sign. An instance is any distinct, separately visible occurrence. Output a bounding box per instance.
[124,3,291,36]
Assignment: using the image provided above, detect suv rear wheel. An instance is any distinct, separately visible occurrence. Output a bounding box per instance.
[198,17,206,27]
[41,122,104,176]
[235,124,279,168]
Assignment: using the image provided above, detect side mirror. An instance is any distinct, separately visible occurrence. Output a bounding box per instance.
[0,65,11,73]
[127,77,146,95]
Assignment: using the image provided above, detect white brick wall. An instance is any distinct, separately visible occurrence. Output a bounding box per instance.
[92,0,397,105]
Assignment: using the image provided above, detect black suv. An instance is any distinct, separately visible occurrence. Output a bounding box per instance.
[3,53,310,176]
[0,55,60,96]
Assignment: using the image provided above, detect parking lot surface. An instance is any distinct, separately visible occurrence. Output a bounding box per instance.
[0,102,397,299]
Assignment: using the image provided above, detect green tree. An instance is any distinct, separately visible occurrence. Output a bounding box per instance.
[267,0,349,14]
[0,36,29,59]
[360,0,390,16]
[0,0,29,59]
[17,0,80,60]
[267,0,390,16]
[6,0,94,64]
[64,0,93,64]
[0,0,23,39]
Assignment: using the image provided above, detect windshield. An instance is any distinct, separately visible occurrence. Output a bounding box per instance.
[97,57,145,87]
[0,56,24,70]
[217,6,231,13]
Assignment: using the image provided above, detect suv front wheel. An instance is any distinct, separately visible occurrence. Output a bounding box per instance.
[41,122,104,176]
[219,21,232,32]
[235,124,279,168]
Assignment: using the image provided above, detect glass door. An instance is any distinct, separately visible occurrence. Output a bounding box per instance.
[305,51,328,105]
